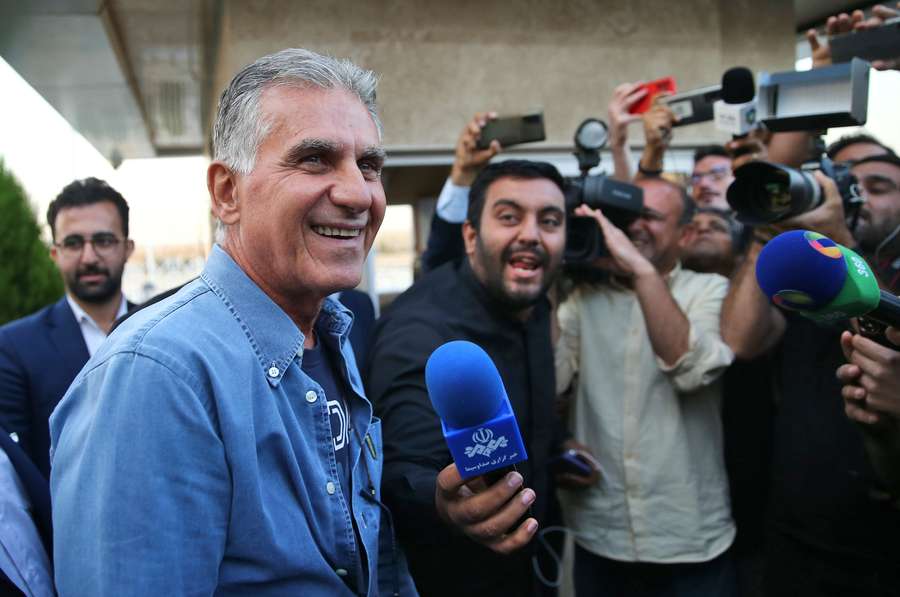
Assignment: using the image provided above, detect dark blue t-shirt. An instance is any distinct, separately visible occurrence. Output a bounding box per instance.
[300,342,352,508]
[301,341,369,589]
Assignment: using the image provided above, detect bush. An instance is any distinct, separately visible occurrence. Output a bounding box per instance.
[0,160,63,324]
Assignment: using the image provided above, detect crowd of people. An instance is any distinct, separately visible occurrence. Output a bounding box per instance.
[0,5,899,596]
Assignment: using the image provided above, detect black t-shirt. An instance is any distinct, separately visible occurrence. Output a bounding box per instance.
[769,313,900,564]
[300,342,353,509]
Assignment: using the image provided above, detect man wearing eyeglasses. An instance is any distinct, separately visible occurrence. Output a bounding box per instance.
[0,177,133,477]
[689,146,734,211]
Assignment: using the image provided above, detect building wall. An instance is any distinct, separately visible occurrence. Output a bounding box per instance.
[211,0,796,150]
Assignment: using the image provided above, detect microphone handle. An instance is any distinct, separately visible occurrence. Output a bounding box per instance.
[481,463,534,520]
[869,290,900,328]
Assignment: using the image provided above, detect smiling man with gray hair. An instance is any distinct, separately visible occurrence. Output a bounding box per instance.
[49,48,417,596]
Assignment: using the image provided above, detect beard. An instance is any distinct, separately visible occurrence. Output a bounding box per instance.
[857,224,900,258]
[66,263,124,304]
[474,236,558,311]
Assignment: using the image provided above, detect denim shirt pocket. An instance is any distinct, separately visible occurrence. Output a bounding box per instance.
[362,417,383,502]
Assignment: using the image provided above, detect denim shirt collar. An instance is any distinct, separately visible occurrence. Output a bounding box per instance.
[200,245,354,388]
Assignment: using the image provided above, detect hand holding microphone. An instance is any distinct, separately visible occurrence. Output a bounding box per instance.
[836,328,900,427]
[426,341,538,553]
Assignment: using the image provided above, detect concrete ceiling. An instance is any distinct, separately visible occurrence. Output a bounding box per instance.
[0,0,220,164]
[0,0,880,166]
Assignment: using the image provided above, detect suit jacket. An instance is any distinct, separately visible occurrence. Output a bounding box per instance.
[338,289,376,374]
[0,298,89,478]
[0,425,52,595]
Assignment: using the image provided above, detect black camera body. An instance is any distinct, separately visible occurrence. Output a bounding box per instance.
[563,118,644,265]
[564,175,644,264]
[726,155,860,225]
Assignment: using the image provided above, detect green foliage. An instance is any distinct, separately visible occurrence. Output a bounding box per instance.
[0,160,63,325]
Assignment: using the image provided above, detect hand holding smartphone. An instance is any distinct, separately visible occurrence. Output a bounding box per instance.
[628,77,678,115]
[476,112,546,150]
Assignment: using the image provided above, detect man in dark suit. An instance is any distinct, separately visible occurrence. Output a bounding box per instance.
[336,288,376,373]
[0,178,133,477]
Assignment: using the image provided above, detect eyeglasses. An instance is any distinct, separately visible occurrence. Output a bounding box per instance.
[54,233,124,257]
[690,166,732,185]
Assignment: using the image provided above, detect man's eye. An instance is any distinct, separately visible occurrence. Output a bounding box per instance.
[498,213,518,223]
[93,236,116,248]
[359,161,382,179]
[542,217,562,227]
[63,238,84,249]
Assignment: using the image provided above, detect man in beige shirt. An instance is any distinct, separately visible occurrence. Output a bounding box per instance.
[556,177,736,596]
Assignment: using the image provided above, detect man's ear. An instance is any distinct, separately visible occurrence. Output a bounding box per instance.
[678,221,697,251]
[462,220,478,259]
[124,238,136,261]
[208,161,241,225]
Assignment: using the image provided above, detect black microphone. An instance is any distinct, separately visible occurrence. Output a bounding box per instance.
[714,67,758,146]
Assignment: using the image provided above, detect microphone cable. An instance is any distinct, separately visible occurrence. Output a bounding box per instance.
[531,525,588,589]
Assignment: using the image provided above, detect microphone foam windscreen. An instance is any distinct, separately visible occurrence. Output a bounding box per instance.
[721,67,755,104]
[755,230,848,310]
[425,340,506,429]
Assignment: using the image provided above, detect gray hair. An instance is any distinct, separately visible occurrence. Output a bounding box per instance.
[212,48,382,175]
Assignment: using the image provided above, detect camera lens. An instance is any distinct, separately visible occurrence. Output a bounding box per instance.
[727,161,821,224]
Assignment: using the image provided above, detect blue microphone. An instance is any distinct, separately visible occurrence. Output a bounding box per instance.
[425,340,528,480]
[755,229,848,311]
[756,230,900,327]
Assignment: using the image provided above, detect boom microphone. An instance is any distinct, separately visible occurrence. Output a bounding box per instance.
[755,230,900,327]
[425,340,527,479]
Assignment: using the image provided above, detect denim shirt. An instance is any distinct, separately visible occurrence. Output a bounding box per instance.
[49,246,416,596]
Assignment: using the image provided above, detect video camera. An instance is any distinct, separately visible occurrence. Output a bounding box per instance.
[564,118,644,265]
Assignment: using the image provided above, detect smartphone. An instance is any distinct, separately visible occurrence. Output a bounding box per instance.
[550,449,594,478]
[476,112,546,150]
[857,316,899,349]
[629,77,678,115]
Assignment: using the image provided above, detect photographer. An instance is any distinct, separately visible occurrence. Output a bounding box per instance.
[720,135,900,597]
[556,177,736,596]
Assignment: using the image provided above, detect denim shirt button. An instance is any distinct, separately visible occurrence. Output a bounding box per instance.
[305,390,317,403]
[336,568,348,577]
[267,366,279,378]
[326,481,336,495]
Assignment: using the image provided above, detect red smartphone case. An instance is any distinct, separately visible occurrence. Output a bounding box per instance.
[629,77,678,114]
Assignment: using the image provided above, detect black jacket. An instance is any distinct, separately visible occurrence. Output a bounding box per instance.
[367,259,564,597]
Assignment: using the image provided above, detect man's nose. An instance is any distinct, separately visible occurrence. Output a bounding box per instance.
[330,163,374,213]
[80,241,101,264]
[517,214,540,244]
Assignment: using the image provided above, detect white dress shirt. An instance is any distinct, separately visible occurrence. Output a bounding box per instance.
[555,263,736,563]
[435,178,470,224]
[65,294,128,357]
